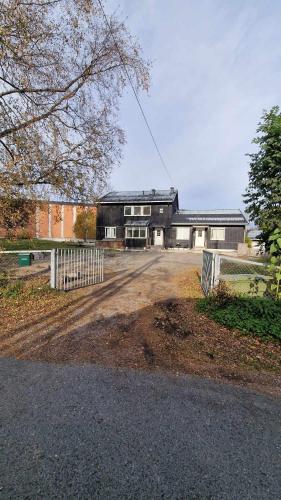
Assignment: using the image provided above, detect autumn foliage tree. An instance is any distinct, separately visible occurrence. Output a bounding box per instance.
[0,0,150,206]
[0,198,36,238]
[73,210,96,241]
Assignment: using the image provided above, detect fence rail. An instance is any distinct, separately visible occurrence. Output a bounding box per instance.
[51,248,104,291]
[201,250,270,296]
[0,248,104,291]
[0,250,52,285]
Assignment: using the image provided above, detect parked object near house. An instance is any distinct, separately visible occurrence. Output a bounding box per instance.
[96,188,247,250]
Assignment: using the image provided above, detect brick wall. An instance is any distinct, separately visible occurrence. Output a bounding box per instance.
[0,201,96,240]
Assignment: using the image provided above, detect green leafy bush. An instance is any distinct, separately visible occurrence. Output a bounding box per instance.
[198,296,281,341]
[267,227,281,299]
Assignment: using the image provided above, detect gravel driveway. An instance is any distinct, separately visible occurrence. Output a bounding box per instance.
[1,357,280,499]
[0,250,202,360]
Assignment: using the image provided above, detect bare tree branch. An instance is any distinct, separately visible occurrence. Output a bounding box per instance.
[0,0,150,203]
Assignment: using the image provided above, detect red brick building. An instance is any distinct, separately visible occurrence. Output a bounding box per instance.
[0,201,96,241]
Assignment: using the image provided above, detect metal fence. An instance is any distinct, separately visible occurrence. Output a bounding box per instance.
[0,250,52,287]
[0,248,104,291]
[201,250,270,296]
[201,250,215,295]
[50,248,104,291]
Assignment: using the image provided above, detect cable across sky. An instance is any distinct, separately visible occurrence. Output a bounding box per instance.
[97,0,174,185]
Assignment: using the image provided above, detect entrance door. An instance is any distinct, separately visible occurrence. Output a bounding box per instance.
[194,228,205,248]
[154,228,163,246]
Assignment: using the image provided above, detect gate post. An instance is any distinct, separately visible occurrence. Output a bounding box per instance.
[50,249,57,289]
[213,253,220,288]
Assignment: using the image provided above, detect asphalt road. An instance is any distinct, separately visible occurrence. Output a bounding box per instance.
[0,358,280,499]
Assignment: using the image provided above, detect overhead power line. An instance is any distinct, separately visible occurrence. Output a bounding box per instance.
[97,0,174,184]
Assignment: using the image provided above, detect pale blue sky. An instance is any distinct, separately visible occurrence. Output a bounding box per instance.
[107,0,281,210]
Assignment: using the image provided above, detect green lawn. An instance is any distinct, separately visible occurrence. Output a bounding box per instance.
[0,238,81,251]
[226,278,268,296]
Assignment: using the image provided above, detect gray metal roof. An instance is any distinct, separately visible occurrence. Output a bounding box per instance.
[172,209,247,226]
[100,189,178,203]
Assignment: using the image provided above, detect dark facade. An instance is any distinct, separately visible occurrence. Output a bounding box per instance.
[167,210,247,250]
[96,190,247,250]
[96,189,179,249]
[166,225,245,250]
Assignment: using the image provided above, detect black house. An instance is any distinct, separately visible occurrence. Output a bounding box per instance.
[96,188,247,250]
[96,188,179,248]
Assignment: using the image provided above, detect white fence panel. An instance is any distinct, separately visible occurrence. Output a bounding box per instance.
[201,250,215,295]
[201,250,270,295]
[51,248,104,291]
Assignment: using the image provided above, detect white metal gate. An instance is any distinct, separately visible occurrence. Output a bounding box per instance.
[201,250,269,295]
[51,248,104,291]
[201,250,216,294]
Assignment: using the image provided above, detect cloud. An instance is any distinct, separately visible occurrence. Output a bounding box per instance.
[107,0,281,209]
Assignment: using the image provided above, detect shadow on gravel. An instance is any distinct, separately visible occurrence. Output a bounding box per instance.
[2,293,281,396]
[0,256,162,356]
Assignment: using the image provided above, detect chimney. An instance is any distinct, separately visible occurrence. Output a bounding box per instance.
[170,187,175,193]
[152,189,156,195]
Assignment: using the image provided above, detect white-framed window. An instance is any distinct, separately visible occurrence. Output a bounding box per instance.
[125,226,147,239]
[143,206,151,215]
[176,226,190,240]
[105,226,116,239]
[124,206,132,216]
[124,206,151,216]
[210,227,225,241]
[159,208,164,214]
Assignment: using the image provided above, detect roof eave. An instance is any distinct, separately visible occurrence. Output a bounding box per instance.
[171,222,247,226]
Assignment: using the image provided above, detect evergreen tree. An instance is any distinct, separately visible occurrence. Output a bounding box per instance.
[244,106,281,241]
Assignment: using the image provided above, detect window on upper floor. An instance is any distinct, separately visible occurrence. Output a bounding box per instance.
[210,228,225,240]
[124,206,151,216]
[159,208,164,214]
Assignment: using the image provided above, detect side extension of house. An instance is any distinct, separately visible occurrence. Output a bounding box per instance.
[166,209,247,250]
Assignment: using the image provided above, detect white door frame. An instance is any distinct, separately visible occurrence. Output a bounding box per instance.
[194,227,206,248]
[154,228,164,246]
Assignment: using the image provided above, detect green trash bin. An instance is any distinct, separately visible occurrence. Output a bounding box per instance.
[18,253,32,267]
